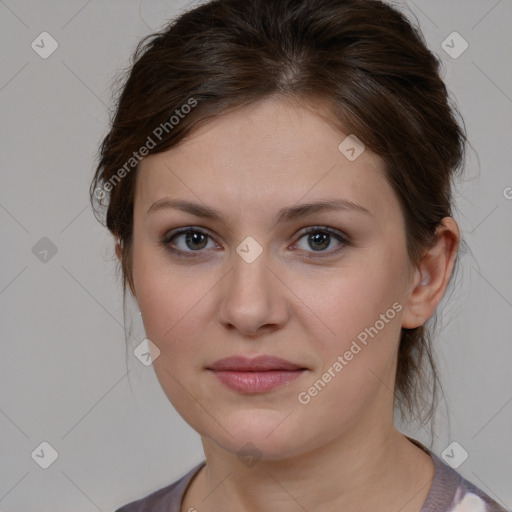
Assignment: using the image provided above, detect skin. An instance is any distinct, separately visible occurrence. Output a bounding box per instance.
[116,96,459,512]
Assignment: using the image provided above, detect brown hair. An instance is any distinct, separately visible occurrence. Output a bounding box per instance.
[90,0,466,430]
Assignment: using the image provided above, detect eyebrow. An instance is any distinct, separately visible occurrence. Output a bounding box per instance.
[146,198,372,225]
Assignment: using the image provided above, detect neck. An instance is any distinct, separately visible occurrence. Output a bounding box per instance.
[184,425,434,512]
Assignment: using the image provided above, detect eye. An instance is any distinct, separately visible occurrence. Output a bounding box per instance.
[160,225,350,260]
[292,226,349,258]
[162,227,218,254]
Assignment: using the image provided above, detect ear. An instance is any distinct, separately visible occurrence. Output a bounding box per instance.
[115,241,122,261]
[115,240,138,300]
[401,217,460,329]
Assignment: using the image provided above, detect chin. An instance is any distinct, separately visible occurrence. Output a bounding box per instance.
[204,411,311,461]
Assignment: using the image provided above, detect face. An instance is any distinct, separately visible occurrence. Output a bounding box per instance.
[130,96,416,459]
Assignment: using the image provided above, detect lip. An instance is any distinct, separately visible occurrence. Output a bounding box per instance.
[207,355,307,393]
[207,355,305,372]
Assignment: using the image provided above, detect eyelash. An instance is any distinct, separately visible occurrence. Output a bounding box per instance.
[160,226,350,260]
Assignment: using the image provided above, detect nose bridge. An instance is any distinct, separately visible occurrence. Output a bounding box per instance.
[229,236,272,302]
[217,235,287,333]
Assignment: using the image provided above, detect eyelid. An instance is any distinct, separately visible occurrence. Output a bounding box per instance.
[296,226,350,243]
[161,225,350,257]
[161,226,220,251]
[291,226,350,258]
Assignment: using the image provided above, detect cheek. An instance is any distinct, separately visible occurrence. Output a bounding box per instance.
[133,260,212,415]
[293,269,404,429]
[132,241,218,375]
[303,256,404,340]
[133,243,177,342]
[296,252,406,395]
[136,272,205,355]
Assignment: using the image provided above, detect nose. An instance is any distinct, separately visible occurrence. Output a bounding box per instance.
[217,247,290,337]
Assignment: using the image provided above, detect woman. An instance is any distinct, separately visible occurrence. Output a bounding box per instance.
[90,0,507,511]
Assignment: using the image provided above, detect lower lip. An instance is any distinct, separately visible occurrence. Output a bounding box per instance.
[209,370,305,393]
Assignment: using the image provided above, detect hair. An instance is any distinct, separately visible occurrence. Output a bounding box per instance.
[90,0,467,434]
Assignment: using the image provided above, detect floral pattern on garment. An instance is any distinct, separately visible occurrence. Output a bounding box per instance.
[447,482,507,512]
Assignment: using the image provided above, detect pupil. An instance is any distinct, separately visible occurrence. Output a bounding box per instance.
[186,232,207,250]
[309,232,329,251]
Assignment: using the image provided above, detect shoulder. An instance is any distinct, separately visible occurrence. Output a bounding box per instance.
[412,438,508,512]
[443,471,509,512]
[113,461,205,512]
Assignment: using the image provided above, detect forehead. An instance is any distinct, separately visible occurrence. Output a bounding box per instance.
[134,96,396,222]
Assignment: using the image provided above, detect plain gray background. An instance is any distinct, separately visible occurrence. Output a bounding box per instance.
[1,0,511,511]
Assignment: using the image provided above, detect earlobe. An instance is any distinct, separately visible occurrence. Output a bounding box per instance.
[401,218,459,329]
[115,240,137,300]
[115,241,122,261]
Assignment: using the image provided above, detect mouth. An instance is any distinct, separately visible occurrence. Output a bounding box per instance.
[206,355,307,393]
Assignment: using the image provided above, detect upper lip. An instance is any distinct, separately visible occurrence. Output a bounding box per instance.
[207,355,306,372]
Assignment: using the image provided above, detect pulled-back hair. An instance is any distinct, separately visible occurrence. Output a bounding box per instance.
[90,0,467,430]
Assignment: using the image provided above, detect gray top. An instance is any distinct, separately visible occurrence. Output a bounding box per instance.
[114,438,508,512]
